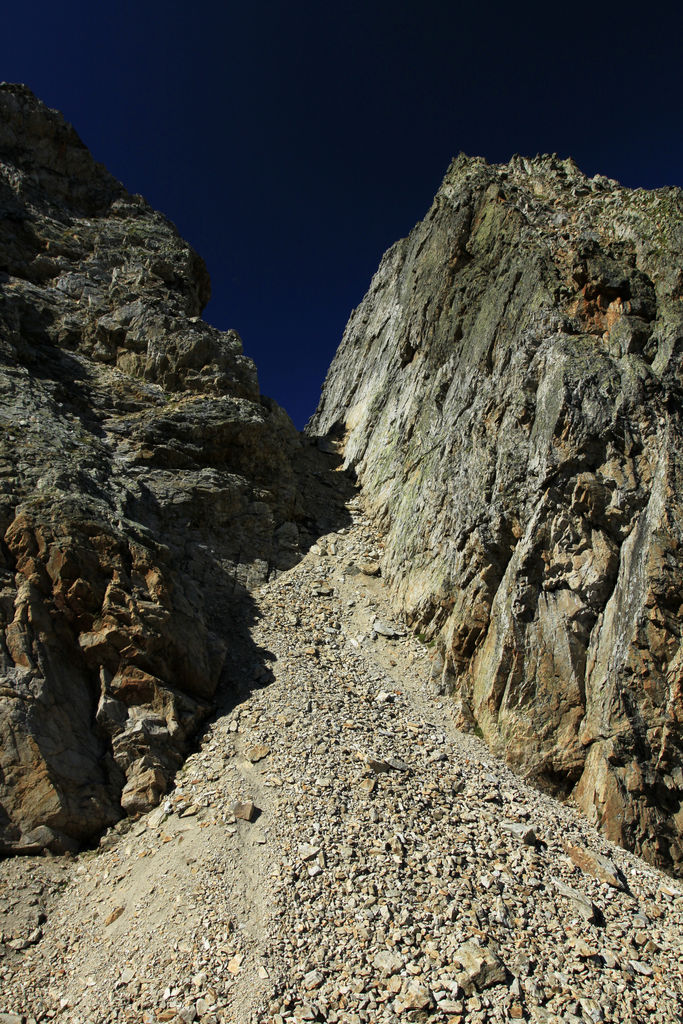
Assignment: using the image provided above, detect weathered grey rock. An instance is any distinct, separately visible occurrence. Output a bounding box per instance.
[501,821,537,845]
[0,84,313,851]
[309,152,683,876]
[372,617,405,638]
[553,878,603,924]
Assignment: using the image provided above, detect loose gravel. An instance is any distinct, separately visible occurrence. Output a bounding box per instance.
[1,498,682,1024]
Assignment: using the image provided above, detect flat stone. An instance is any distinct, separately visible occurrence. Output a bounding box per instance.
[501,821,537,845]
[104,906,125,926]
[227,954,243,974]
[565,843,627,890]
[365,752,411,774]
[439,999,465,1014]
[372,618,405,638]
[374,950,403,974]
[292,1006,317,1021]
[298,843,321,861]
[399,980,432,1011]
[553,879,603,925]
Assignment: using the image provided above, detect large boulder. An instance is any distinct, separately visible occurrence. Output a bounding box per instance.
[309,153,683,875]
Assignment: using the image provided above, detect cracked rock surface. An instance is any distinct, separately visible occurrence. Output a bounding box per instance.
[2,82,683,1023]
[309,153,683,876]
[0,83,317,851]
[1,503,681,1023]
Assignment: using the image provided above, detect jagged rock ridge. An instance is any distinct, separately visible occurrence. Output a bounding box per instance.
[0,84,318,853]
[310,153,683,875]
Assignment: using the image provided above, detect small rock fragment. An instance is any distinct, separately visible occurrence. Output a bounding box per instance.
[372,617,405,638]
[554,879,604,925]
[298,843,321,861]
[374,950,403,974]
[359,561,381,576]
[453,940,507,993]
[565,843,627,890]
[500,821,537,845]
[399,979,433,1011]
[629,959,654,976]
[227,954,244,974]
[246,744,271,763]
[365,752,410,773]
[233,800,257,822]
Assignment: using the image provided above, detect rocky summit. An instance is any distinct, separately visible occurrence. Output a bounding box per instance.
[310,153,683,878]
[1,87,683,1024]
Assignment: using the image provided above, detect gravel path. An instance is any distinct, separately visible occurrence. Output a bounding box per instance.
[1,498,682,1024]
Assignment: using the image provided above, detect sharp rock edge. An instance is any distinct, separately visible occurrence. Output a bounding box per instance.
[309,150,683,878]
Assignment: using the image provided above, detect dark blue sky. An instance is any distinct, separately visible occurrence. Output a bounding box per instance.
[3,2,681,427]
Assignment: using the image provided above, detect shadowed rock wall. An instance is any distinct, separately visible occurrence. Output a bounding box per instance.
[309,154,683,875]
[0,84,308,852]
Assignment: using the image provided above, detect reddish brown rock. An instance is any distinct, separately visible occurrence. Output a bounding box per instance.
[564,843,627,890]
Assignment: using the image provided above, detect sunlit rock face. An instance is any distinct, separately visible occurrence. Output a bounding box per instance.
[0,84,306,852]
[310,152,683,875]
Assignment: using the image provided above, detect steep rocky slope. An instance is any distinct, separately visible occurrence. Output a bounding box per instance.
[2,509,682,1023]
[310,154,683,876]
[0,84,324,854]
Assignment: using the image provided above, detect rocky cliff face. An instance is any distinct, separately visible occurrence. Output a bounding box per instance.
[310,154,683,875]
[4,85,683,880]
[0,84,315,853]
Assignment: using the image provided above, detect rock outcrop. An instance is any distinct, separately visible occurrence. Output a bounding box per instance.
[0,84,312,852]
[310,153,683,874]
[4,83,683,879]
